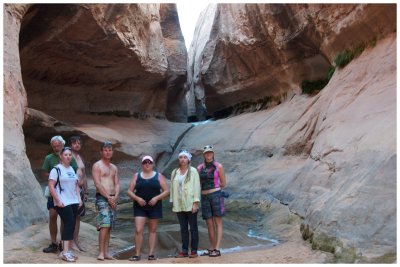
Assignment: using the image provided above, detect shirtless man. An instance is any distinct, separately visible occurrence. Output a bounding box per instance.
[92,141,120,261]
[69,136,88,252]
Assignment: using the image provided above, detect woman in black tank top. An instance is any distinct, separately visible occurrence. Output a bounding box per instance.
[127,156,169,261]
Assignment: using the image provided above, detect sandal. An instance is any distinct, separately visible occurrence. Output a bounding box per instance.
[200,249,213,256]
[209,249,221,257]
[148,255,156,260]
[129,255,141,261]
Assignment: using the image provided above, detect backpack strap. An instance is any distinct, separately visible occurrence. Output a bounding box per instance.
[53,167,62,194]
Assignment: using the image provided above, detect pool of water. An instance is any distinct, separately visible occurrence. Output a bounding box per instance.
[84,200,280,259]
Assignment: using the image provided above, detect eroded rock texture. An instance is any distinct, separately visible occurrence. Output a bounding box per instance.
[175,34,396,261]
[188,4,396,119]
[19,4,187,121]
[4,4,48,234]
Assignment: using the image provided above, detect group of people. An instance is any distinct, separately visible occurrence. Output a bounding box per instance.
[41,135,226,262]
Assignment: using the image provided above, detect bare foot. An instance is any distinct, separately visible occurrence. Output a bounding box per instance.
[76,242,86,252]
[105,255,116,260]
[97,255,105,261]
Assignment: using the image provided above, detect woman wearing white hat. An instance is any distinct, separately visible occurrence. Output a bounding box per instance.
[127,155,169,261]
[170,150,201,258]
[197,145,226,257]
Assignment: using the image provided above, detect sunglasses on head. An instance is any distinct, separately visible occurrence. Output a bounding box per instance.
[142,160,153,165]
[61,147,72,153]
[204,145,213,150]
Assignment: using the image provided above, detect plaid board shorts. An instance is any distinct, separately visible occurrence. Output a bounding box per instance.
[95,194,115,230]
[201,190,225,220]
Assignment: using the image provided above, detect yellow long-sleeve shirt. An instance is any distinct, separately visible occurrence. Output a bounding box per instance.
[170,166,201,212]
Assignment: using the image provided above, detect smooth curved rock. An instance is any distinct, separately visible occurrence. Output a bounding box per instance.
[4,4,48,234]
[188,4,396,118]
[19,4,187,121]
[172,34,396,261]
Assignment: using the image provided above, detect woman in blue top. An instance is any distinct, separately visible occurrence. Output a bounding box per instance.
[48,147,82,262]
[127,155,169,261]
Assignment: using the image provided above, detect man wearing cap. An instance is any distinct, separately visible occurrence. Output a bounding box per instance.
[42,135,79,253]
[92,141,120,261]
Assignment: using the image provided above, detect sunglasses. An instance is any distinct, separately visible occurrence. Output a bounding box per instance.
[204,145,213,150]
[61,147,72,153]
[142,160,153,165]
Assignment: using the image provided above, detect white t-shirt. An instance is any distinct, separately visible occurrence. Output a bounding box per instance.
[178,169,188,197]
[49,164,79,207]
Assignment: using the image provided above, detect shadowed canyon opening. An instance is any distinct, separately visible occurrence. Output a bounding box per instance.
[4,3,396,263]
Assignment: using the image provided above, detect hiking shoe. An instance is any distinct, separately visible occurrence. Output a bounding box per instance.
[43,243,58,253]
[189,251,198,258]
[175,251,189,258]
[59,251,76,262]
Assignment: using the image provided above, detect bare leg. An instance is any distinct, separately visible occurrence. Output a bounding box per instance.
[97,227,109,260]
[49,208,58,244]
[62,240,71,254]
[213,216,223,249]
[148,219,158,255]
[205,218,216,250]
[134,217,146,256]
[104,228,115,259]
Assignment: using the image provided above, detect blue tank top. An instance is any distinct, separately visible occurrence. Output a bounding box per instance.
[134,171,162,210]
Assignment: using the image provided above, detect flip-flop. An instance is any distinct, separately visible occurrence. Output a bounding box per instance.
[200,249,213,256]
[209,249,221,257]
[129,255,141,261]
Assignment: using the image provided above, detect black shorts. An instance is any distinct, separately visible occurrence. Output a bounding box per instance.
[201,190,225,220]
[133,202,162,219]
[47,197,55,210]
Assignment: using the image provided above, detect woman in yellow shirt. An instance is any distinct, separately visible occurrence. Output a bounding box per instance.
[170,150,201,258]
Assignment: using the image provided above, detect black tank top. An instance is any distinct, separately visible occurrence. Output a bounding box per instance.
[134,171,162,210]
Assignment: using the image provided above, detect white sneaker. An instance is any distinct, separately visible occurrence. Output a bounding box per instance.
[59,251,76,262]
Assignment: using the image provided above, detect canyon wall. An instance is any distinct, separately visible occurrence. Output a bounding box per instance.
[19,4,187,121]
[188,4,396,119]
[175,33,396,261]
[4,3,187,234]
[4,4,48,234]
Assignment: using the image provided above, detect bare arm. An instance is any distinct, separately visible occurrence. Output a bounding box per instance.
[127,173,146,206]
[148,173,170,206]
[76,180,82,207]
[112,166,120,201]
[218,164,226,188]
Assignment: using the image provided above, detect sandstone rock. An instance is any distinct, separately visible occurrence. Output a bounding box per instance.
[19,4,187,121]
[172,34,396,261]
[4,4,48,234]
[187,4,396,118]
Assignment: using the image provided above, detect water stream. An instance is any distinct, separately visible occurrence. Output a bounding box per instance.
[81,199,279,259]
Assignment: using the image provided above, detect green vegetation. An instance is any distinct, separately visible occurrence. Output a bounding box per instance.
[301,36,379,95]
[301,65,335,95]
[334,40,373,69]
